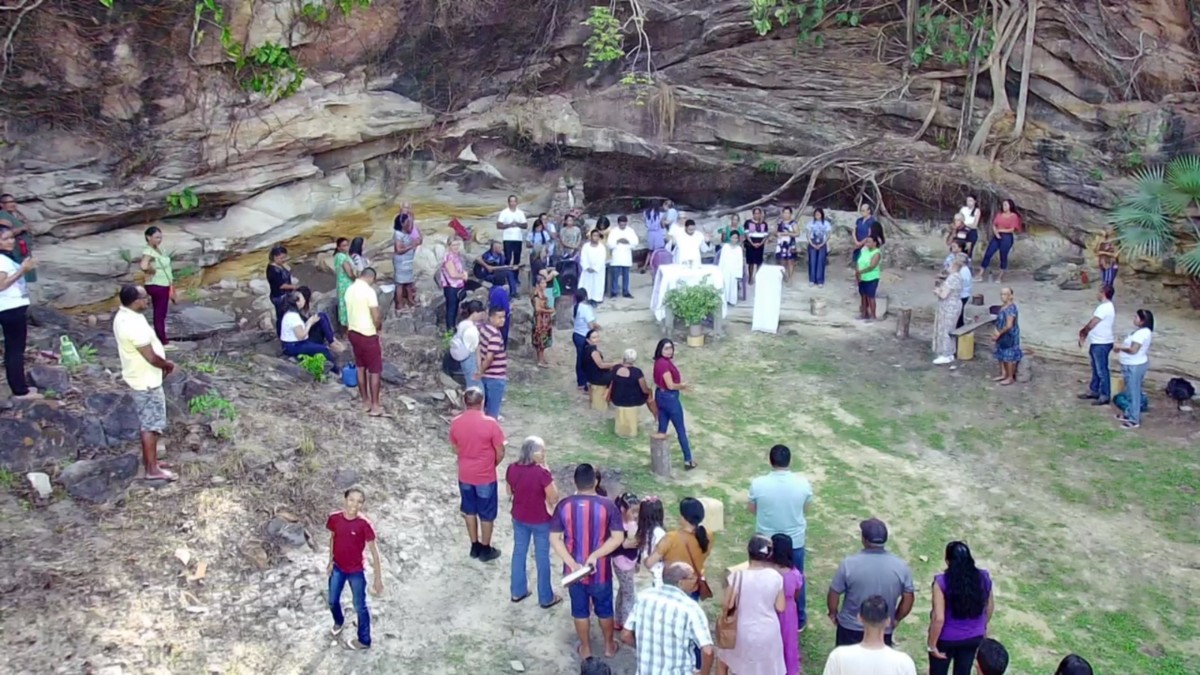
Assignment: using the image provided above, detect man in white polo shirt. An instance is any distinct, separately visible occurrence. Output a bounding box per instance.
[1077,284,1115,405]
[496,195,527,268]
[113,284,177,482]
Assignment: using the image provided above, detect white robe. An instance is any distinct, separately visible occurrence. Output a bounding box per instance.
[673,231,707,267]
[579,242,607,302]
[717,243,744,306]
[751,265,784,334]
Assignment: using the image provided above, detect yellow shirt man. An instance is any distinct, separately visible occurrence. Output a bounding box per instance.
[113,305,165,390]
[344,277,379,336]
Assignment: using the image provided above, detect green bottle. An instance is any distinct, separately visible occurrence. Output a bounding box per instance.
[59,335,81,367]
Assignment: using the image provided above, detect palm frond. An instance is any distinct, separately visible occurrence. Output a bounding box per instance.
[1108,204,1171,233]
[1166,155,1200,201]
[1173,245,1200,277]
[1116,226,1171,259]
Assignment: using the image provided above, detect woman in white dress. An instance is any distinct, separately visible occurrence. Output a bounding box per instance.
[578,229,608,305]
[718,230,745,306]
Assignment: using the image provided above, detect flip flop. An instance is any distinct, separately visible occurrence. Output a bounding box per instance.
[141,469,178,482]
[343,638,370,651]
[331,624,344,637]
[511,592,532,603]
[540,596,563,610]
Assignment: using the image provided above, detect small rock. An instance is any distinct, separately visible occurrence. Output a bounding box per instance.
[332,468,360,489]
[26,472,53,499]
[28,365,71,394]
[58,454,139,503]
[510,660,526,672]
[248,278,270,295]
[381,361,406,386]
[266,518,308,548]
[211,476,227,485]
[398,395,417,410]
[87,315,99,327]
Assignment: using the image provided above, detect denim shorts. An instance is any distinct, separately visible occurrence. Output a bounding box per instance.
[858,279,879,298]
[568,580,614,620]
[458,481,498,521]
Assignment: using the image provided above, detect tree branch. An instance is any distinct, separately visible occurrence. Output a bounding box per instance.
[1009,0,1038,140]
[715,139,876,216]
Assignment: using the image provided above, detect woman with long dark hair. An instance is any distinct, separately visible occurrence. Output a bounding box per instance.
[1055,654,1094,675]
[267,245,298,335]
[927,541,993,675]
[979,198,1020,283]
[651,338,696,469]
[450,299,486,389]
[743,207,770,284]
[0,224,37,399]
[806,207,832,287]
[1113,308,1154,430]
[349,236,370,274]
[278,291,337,368]
[332,238,356,329]
[139,226,175,345]
[643,497,713,599]
[572,288,598,391]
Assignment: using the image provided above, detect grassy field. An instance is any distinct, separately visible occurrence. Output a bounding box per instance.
[506,329,1200,674]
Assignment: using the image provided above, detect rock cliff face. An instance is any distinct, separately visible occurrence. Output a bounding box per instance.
[1,0,1197,307]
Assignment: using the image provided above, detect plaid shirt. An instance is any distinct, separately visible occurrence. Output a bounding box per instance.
[626,584,713,675]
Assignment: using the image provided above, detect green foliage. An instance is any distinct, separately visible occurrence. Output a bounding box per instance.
[756,159,780,174]
[64,344,98,373]
[166,188,199,214]
[175,264,200,279]
[298,353,328,382]
[749,0,831,44]
[583,6,624,68]
[1088,168,1104,182]
[619,72,654,105]
[912,6,993,68]
[664,279,723,326]
[1108,155,1200,278]
[99,0,113,7]
[185,287,202,302]
[190,357,219,374]
[190,0,317,101]
[0,468,13,490]
[189,392,237,420]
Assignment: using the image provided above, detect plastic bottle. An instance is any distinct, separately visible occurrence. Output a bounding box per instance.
[59,335,81,367]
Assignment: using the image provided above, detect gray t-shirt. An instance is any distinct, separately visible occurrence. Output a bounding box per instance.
[829,548,915,632]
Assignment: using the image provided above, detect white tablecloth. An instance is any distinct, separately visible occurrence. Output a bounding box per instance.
[650,264,727,322]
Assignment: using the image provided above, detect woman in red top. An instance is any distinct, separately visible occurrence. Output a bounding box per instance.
[505,436,562,608]
[979,199,1021,283]
[651,338,696,469]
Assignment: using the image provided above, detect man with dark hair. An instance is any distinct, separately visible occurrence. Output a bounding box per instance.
[448,387,505,562]
[497,194,528,267]
[974,637,1008,675]
[827,518,915,646]
[749,444,814,629]
[1077,284,1116,405]
[0,193,37,299]
[606,215,638,299]
[326,487,383,650]
[551,463,625,661]
[852,203,877,263]
[479,305,508,419]
[579,656,612,675]
[821,595,916,674]
[113,284,177,482]
[622,562,714,675]
[1054,654,1093,675]
[344,267,383,416]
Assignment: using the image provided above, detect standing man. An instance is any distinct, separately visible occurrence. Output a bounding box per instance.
[497,195,528,268]
[852,203,878,264]
[326,487,384,651]
[1077,285,1116,406]
[821,595,917,675]
[113,285,177,482]
[827,518,915,647]
[478,305,509,419]
[606,215,639,299]
[551,463,625,661]
[448,387,505,562]
[0,194,37,301]
[974,638,1009,675]
[622,562,715,675]
[749,444,814,630]
[345,267,384,416]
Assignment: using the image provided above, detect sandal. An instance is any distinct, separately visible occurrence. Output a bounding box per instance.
[343,638,370,651]
[540,596,563,609]
[331,624,344,637]
[684,462,698,471]
[511,592,532,604]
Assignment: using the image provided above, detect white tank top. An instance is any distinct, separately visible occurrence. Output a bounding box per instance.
[959,206,980,229]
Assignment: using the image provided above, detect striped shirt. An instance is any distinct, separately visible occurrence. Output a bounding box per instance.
[479,323,507,379]
[551,494,624,585]
[626,584,713,675]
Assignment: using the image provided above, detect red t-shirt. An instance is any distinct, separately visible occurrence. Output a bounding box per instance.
[993,212,1021,233]
[326,511,376,574]
[506,463,554,524]
[449,409,506,485]
[653,357,681,391]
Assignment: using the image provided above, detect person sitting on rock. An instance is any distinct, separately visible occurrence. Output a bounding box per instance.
[278,291,338,371]
[474,240,519,296]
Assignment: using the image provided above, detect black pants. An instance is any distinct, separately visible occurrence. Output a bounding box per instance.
[956,296,969,329]
[503,240,523,267]
[835,624,894,647]
[0,305,30,396]
[929,636,984,675]
[963,228,979,258]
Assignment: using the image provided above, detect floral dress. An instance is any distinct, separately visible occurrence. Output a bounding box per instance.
[933,272,964,358]
[531,287,553,349]
[334,251,353,326]
[776,219,798,259]
[994,303,1023,363]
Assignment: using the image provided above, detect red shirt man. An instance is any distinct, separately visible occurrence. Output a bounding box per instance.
[325,488,383,650]
[448,387,506,562]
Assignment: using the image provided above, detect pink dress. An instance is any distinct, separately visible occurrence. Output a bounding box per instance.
[778,568,804,675]
[717,567,786,675]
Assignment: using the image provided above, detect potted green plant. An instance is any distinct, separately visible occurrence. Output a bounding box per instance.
[664,279,723,346]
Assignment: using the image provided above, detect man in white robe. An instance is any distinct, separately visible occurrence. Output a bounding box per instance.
[717,234,745,306]
[671,219,709,268]
[579,230,608,303]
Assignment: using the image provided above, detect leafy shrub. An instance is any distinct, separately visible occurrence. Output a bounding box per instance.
[664,279,723,326]
[298,353,328,382]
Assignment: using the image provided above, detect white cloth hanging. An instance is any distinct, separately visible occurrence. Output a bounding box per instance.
[579,242,608,302]
[751,265,784,334]
[717,243,745,306]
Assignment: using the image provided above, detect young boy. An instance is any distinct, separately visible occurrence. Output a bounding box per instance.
[327,488,383,650]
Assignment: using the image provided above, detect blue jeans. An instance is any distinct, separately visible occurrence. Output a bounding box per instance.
[573,333,588,388]
[609,266,631,296]
[1088,343,1113,399]
[792,546,808,627]
[461,352,482,390]
[481,269,518,296]
[329,566,371,646]
[282,340,335,365]
[482,376,506,418]
[443,286,462,330]
[807,246,827,285]
[981,233,1014,271]
[1121,362,1148,424]
[511,519,554,606]
[655,389,693,463]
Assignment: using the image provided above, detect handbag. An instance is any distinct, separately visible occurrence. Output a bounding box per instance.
[715,571,741,649]
[681,533,714,600]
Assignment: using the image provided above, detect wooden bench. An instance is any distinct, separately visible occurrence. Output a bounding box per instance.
[950,314,996,361]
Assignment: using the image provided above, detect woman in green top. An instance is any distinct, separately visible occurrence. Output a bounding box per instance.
[855,234,882,321]
[140,226,175,344]
[333,237,357,328]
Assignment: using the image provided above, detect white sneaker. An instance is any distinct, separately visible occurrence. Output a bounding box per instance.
[932,356,954,365]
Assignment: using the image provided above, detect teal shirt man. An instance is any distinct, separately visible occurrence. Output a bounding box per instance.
[749,444,813,627]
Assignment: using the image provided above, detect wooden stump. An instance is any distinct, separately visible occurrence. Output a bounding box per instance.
[614,406,639,438]
[1016,355,1034,383]
[971,293,985,306]
[650,436,672,478]
[895,307,912,338]
[589,386,608,411]
[810,297,827,316]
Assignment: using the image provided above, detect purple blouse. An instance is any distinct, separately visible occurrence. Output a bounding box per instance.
[935,569,992,641]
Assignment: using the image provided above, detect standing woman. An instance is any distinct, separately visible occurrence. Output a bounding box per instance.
[437,239,468,330]
[855,235,882,321]
[530,270,555,367]
[979,199,1020,283]
[743,207,770,285]
[958,195,982,260]
[267,245,298,336]
[714,534,786,675]
[1113,309,1154,430]
[572,288,598,391]
[775,207,798,283]
[643,497,713,600]
[641,200,665,274]
[651,338,696,470]
[578,228,607,306]
[450,300,486,389]
[393,214,422,312]
[333,238,357,329]
[0,224,38,399]
[806,207,832,287]
[140,226,175,345]
[527,217,553,267]
[771,534,804,675]
[932,255,966,365]
[349,237,370,274]
[505,436,561,609]
[928,541,993,675]
[992,287,1022,385]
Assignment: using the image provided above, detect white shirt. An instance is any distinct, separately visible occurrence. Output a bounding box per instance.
[498,207,527,242]
[673,231,706,267]
[958,265,972,299]
[280,311,305,343]
[450,319,480,361]
[0,256,30,312]
[606,225,640,267]
[822,644,917,675]
[664,207,679,227]
[959,205,980,229]
[1089,300,1115,345]
[1118,327,1152,366]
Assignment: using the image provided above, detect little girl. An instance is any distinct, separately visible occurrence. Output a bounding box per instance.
[613,493,641,630]
[637,496,667,587]
[771,533,804,675]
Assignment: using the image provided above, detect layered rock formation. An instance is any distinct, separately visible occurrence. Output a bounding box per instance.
[1,0,1196,307]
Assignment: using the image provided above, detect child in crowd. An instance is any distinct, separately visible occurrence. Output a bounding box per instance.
[613,492,641,631]
[771,533,804,675]
[636,496,667,586]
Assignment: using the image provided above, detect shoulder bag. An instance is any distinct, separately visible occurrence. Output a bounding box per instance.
[681,533,714,601]
[715,571,742,649]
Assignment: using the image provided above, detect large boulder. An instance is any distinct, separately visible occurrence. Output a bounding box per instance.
[167,306,238,341]
[58,454,140,503]
[84,392,143,445]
